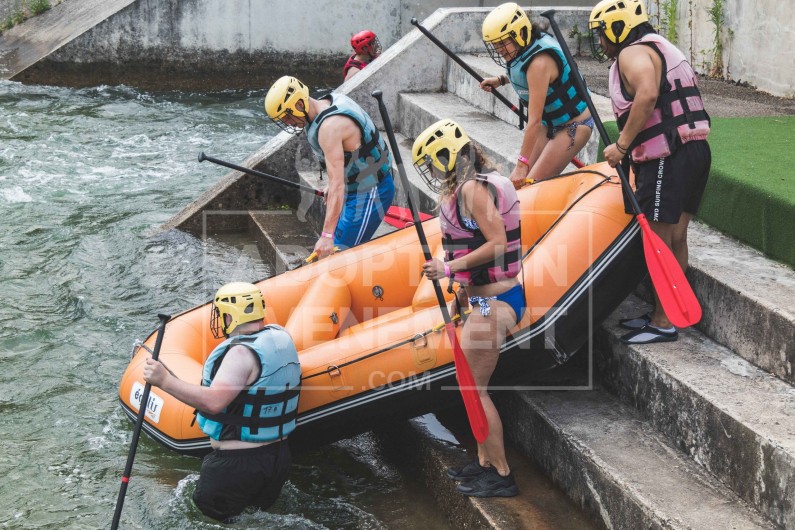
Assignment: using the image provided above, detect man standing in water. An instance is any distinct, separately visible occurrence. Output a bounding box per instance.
[143,282,301,522]
[264,76,395,259]
[590,0,711,344]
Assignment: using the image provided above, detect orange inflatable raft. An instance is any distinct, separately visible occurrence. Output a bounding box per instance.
[119,163,644,455]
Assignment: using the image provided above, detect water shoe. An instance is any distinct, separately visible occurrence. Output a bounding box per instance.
[456,467,518,497]
[619,324,678,345]
[447,461,488,481]
[619,311,653,330]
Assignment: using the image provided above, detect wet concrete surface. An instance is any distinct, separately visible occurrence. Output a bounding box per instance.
[376,406,599,530]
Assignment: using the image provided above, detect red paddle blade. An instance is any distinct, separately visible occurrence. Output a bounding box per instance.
[637,215,702,328]
[383,205,432,228]
[446,323,489,443]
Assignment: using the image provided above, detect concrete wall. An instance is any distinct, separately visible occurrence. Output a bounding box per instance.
[646,0,795,97]
[17,0,617,90]
[13,0,795,95]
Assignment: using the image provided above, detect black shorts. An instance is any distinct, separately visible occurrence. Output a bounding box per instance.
[624,140,711,224]
[192,441,291,522]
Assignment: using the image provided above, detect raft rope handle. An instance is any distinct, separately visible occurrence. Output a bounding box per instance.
[131,339,153,359]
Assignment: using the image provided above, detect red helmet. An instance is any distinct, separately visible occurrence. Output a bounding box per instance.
[351,30,381,57]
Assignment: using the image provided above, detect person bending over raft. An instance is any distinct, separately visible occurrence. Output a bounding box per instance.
[480,2,593,187]
[264,76,395,260]
[343,30,382,81]
[415,119,523,498]
[143,283,301,522]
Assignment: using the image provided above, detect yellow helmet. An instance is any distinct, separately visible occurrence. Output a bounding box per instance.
[589,0,649,49]
[210,282,266,339]
[411,119,470,192]
[482,2,531,66]
[264,76,309,134]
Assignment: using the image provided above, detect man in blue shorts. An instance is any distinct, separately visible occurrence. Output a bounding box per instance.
[264,76,395,259]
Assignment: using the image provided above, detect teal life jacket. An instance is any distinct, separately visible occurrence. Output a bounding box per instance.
[196,325,301,443]
[305,93,392,194]
[506,33,589,131]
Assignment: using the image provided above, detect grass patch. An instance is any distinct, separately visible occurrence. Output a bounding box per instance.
[598,117,795,266]
[29,0,51,16]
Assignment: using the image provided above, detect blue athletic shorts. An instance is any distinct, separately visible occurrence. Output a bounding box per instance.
[334,174,395,249]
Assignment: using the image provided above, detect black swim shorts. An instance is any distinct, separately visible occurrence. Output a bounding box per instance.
[192,441,291,522]
[624,139,711,224]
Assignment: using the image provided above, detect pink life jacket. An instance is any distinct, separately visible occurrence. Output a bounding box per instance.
[609,34,710,163]
[343,55,368,78]
[439,172,522,286]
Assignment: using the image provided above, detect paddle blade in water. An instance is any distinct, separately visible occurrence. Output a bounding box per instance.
[638,214,702,328]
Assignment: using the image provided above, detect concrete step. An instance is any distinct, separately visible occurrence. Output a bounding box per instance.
[248,211,315,273]
[494,388,775,529]
[376,413,599,530]
[687,221,795,385]
[596,295,795,528]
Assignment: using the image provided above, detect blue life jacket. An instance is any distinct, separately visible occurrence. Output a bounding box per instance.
[506,33,589,130]
[196,325,301,443]
[305,93,392,194]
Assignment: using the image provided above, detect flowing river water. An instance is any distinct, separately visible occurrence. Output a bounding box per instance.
[0,81,450,529]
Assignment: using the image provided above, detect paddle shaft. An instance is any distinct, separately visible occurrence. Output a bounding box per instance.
[198,152,324,197]
[543,10,701,327]
[371,89,488,443]
[541,11,641,211]
[411,18,521,117]
[411,17,584,169]
[111,313,171,530]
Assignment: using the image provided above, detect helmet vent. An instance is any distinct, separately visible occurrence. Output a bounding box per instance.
[244,303,254,314]
[635,4,642,15]
[437,148,450,168]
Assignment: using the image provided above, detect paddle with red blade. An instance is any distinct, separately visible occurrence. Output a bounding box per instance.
[371,89,488,443]
[410,17,584,169]
[543,10,701,327]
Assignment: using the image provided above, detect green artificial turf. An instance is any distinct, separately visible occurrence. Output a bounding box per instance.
[598,117,795,267]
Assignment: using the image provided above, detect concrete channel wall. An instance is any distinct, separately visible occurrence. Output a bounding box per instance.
[645,0,795,97]
[13,0,517,89]
[10,0,794,95]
